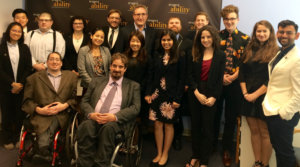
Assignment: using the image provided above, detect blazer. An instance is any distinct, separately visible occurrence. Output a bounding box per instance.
[77,45,111,88]
[0,42,32,93]
[145,52,185,103]
[62,33,89,71]
[80,76,140,136]
[102,26,124,55]
[22,70,78,134]
[262,46,300,120]
[188,49,225,98]
[121,23,156,57]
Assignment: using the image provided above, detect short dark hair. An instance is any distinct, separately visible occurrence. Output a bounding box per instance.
[278,20,298,33]
[111,53,128,68]
[47,52,62,61]
[107,9,122,18]
[194,11,210,22]
[70,16,87,33]
[12,8,28,18]
[3,22,24,44]
[133,4,148,14]
[221,5,239,18]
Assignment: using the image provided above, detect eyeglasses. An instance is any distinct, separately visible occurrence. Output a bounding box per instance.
[108,17,120,20]
[134,13,147,17]
[39,19,52,22]
[11,29,22,34]
[48,58,61,62]
[223,18,237,22]
[278,31,295,35]
[73,23,83,25]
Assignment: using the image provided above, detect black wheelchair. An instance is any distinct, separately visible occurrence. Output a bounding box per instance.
[16,111,80,167]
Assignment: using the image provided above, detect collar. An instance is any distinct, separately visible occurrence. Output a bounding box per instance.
[110,27,119,31]
[37,28,54,34]
[280,43,295,53]
[134,23,146,31]
[47,70,62,77]
[223,28,239,37]
[7,41,18,47]
[108,75,123,86]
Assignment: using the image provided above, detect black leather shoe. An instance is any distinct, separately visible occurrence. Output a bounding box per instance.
[172,138,182,151]
[32,153,52,163]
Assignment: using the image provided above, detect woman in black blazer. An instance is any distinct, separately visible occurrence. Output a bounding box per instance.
[186,25,225,167]
[145,29,185,167]
[62,16,89,75]
[0,22,32,150]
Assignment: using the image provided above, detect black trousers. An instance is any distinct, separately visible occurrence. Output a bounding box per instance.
[215,80,242,152]
[0,92,25,144]
[266,113,299,167]
[189,82,216,165]
[77,120,121,167]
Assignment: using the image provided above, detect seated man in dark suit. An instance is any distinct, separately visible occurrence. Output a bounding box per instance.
[22,52,78,160]
[77,53,141,167]
[102,9,124,55]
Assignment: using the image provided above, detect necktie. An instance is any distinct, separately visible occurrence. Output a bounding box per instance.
[109,29,115,49]
[99,82,117,113]
[224,33,234,74]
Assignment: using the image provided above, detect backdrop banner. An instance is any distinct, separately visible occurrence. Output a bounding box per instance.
[25,0,222,36]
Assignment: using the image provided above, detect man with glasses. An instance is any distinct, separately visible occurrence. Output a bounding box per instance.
[25,12,65,71]
[262,20,300,167]
[215,4,250,167]
[103,9,124,54]
[122,4,156,56]
[22,52,77,162]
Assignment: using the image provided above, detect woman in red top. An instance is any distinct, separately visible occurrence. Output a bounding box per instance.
[186,25,225,167]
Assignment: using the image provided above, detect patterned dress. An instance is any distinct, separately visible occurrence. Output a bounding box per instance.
[149,54,178,123]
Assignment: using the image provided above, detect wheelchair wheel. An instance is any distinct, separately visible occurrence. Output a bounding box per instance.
[65,112,80,165]
[16,126,36,166]
[128,124,143,167]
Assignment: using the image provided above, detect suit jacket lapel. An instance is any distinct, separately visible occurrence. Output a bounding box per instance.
[57,71,67,94]
[121,78,129,109]
[39,70,57,93]
[93,77,109,107]
[3,43,15,81]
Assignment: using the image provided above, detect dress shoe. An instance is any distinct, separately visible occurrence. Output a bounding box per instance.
[32,153,52,163]
[222,151,232,167]
[4,143,14,150]
[172,138,182,151]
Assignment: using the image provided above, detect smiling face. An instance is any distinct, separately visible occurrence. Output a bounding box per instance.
[223,12,239,33]
[161,34,174,52]
[201,30,213,48]
[130,35,141,53]
[14,13,28,28]
[47,53,62,72]
[133,7,148,28]
[168,18,182,33]
[9,25,22,43]
[277,25,300,49]
[255,24,271,44]
[90,30,104,47]
[195,15,209,30]
[72,19,84,32]
[110,58,127,80]
[107,12,121,28]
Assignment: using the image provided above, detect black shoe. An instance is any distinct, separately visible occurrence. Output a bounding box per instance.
[32,153,52,163]
[172,138,182,151]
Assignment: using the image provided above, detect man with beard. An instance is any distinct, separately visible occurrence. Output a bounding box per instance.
[102,9,124,54]
[262,20,300,167]
[76,53,141,167]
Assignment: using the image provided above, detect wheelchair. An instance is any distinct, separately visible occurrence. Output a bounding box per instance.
[16,111,80,167]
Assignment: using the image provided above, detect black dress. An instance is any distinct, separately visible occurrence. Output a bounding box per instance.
[147,53,185,124]
[239,60,269,119]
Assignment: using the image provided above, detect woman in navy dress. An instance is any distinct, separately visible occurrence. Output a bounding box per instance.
[145,29,185,167]
[239,20,279,167]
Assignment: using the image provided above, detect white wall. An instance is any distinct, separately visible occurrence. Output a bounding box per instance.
[0,0,23,38]
[221,0,300,46]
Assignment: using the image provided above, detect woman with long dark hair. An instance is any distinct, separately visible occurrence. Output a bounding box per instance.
[77,27,111,89]
[239,20,279,167]
[63,16,89,75]
[145,29,185,167]
[0,22,32,150]
[186,25,225,167]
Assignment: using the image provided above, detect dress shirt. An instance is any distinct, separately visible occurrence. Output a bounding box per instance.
[134,23,146,37]
[107,27,119,48]
[23,26,28,38]
[47,70,62,92]
[94,76,123,114]
[25,29,65,66]
[7,42,20,81]
[73,36,83,53]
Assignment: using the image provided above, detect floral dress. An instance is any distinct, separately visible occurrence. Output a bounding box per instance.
[149,54,178,123]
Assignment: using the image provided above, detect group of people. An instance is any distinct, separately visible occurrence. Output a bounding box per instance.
[0,3,299,167]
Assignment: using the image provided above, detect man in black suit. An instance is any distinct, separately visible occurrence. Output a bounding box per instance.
[77,53,141,167]
[167,16,193,150]
[121,4,156,57]
[102,9,124,54]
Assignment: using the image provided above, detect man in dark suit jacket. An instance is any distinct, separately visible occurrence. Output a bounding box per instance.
[121,4,156,57]
[77,53,140,167]
[22,52,77,159]
[102,9,124,55]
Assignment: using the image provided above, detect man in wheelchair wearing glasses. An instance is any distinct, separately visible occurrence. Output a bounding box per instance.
[22,52,78,161]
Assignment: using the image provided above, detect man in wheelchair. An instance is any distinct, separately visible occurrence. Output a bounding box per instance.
[22,52,78,161]
[77,53,141,167]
